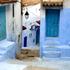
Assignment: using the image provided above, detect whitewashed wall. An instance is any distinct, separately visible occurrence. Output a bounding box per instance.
[14,2,22,52]
[64,0,70,8]
[6,4,13,41]
[22,4,40,48]
[22,4,40,27]
[6,1,22,53]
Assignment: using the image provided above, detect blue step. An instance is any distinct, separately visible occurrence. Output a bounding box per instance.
[0,40,16,61]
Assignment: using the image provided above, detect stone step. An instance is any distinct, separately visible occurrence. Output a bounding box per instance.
[0,40,16,61]
[16,49,39,60]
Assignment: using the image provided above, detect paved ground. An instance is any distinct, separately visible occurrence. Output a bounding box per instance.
[3,57,70,70]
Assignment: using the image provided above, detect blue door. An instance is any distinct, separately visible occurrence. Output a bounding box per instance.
[24,36,27,47]
[0,6,6,41]
[46,9,60,37]
[36,26,40,45]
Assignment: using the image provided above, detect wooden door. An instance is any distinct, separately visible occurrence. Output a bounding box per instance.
[0,6,6,41]
[46,9,60,37]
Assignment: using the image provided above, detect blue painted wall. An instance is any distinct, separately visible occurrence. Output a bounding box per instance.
[40,8,70,47]
[40,8,70,58]
[0,6,6,41]
[59,8,70,45]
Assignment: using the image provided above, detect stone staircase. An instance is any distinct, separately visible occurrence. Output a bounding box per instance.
[16,48,39,60]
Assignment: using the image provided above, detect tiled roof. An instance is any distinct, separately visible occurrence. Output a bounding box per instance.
[42,0,63,8]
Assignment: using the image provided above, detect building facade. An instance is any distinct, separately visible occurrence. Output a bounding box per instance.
[0,0,22,53]
[40,0,70,59]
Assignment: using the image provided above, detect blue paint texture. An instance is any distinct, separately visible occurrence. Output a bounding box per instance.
[59,8,70,45]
